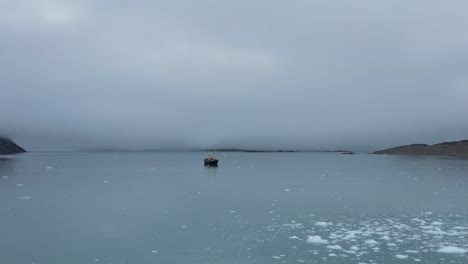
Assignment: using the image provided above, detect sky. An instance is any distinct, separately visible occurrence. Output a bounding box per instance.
[1,0,468,151]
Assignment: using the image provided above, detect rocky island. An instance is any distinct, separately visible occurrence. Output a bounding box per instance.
[373,140,468,157]
[0,137,26,155]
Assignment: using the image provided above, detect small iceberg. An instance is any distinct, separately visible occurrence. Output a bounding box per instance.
[436,246,467,254]
[307,235,328,244]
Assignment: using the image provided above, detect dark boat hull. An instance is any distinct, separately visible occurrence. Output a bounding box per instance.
[204,159,218,166]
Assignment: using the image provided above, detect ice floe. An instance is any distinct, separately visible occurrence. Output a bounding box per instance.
[436,246,467,254]
[326,245,343,250]
[365,239,379,245]
[315,221,331,227]
[307,235,328,244]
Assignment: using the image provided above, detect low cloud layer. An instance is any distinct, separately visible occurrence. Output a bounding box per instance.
[1,0,468,151]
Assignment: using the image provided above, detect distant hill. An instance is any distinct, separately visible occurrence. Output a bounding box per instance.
[0,137,26,155]
[373,140,468,157]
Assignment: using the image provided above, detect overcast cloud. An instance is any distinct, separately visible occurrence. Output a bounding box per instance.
[1,0,468,151]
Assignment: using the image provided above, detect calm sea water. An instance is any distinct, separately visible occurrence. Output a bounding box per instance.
[0,152,467,264]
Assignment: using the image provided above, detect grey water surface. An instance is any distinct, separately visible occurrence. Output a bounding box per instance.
[0,152,467,264]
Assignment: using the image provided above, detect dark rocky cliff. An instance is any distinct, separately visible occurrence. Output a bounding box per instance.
[373,140,468,157]
[0,137,26,155]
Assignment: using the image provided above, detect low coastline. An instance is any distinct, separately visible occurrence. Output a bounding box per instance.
[372,140,468,157]
[0,137,26,155]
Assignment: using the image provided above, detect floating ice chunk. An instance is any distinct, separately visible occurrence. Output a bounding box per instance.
[283,189,291,192]
[272,256,281,259]
[289,236,301,240]
[180,225,187,229]
[328,253,337,256]
[431,221,443,226]
[365,239,379,245]
[229,210,236,213]
[103,180,109,183]
[405,250,419,254]
[395,254,408,259]
[350,246,359,251]
[282,223,304,229]
[436,246,467,254]
[46,166,53,169]
[315,222,330,227]
[424,228,446,235]
[327,245,343,250]
[393,224,410,230]
[17,184,23,186]
[19,196,32,199]
[151,250,158,253]
[344,230,361,240]
[380,235,390,240]
[307,235,328,244]
[414,259,421,262]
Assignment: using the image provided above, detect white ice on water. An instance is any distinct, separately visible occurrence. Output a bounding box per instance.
[307,235,328,244]
[258,210,467,263]
[326,245,343,250]
[315,222,330,227]
[436,246,468,254]
[364,239,379,245]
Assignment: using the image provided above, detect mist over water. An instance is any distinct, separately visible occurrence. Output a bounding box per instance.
[2,1,468,151]
[2,4,468,264]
